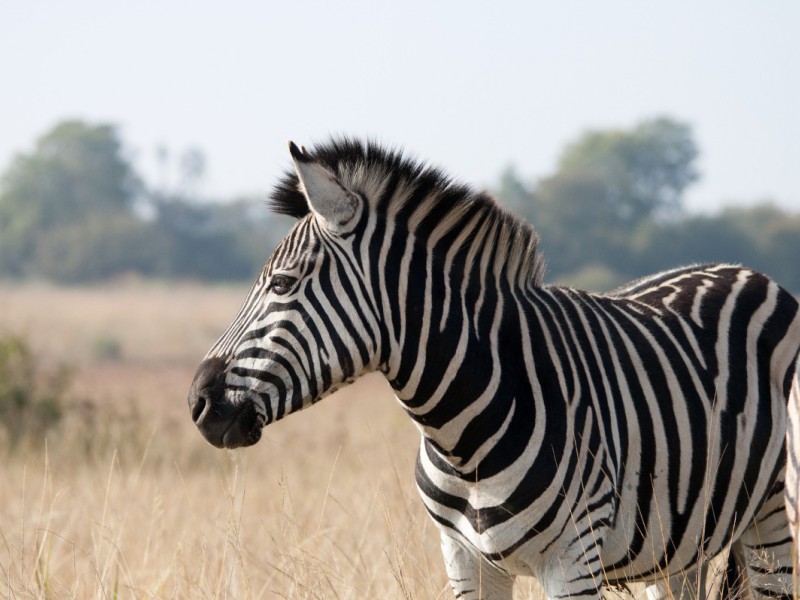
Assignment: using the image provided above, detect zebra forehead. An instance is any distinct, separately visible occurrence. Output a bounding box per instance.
[267,218,318,266]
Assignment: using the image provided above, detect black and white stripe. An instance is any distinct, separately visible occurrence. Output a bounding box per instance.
[189,139,800,599]
[786,360,800,581]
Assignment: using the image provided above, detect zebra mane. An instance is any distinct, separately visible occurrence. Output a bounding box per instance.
[269,137,545,286]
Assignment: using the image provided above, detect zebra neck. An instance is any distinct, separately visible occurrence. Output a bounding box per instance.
[384,279,538,474]
[371,203,545,470]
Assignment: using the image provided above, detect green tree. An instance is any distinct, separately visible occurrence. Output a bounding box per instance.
[527,116,700,281]
[152,195,288,280]
[0,120,299,283]
[627,205,800,293]
[0,120,140,277]
[556,117,699,225]
[32,214,170,282]
[535,170,631,277]
[717,204,800,292]
[495,166,535,223]
[630,216,760,275]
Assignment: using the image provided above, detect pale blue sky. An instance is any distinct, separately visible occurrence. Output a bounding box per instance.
[2,1,798,213]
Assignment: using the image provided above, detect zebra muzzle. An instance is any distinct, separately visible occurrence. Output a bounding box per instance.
[188,357,263,449]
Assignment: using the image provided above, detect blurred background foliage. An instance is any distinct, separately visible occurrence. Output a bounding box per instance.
[496,116,800,292]
[0,331,68,451]
[1,117,798,292]
[0,119,289,283]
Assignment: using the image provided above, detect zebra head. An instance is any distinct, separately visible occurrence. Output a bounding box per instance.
[188,142,383,448]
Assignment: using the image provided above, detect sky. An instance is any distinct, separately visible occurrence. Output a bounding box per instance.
[2,1,799,213]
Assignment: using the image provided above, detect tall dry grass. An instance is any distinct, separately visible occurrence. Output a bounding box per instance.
[0,282,448,599]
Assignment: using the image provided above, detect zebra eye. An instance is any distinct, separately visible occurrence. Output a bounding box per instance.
[270,274,296,295]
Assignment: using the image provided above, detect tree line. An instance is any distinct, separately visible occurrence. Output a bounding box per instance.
[0,121,289,282]
[495,117,800,292]
[1,118,798,291]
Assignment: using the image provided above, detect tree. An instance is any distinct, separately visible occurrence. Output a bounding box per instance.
[0,120,141,277]
[152,196,288,280]
[495,166,535,223]
[525,116,700,281]
[32,214,169,282]
[556,117,699,225]
[629,216,760,275]
[535,170,631,277]
[717,204,800,292]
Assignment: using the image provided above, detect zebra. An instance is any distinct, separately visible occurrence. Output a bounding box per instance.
[188,138,800,599]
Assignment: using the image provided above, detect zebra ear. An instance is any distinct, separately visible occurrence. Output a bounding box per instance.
[289,141,356,229]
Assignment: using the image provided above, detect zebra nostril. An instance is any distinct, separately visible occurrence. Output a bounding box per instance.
[191,394,207,424]
[188,357,228,427]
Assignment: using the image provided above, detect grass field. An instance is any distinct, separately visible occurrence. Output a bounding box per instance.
[0,282,458,599]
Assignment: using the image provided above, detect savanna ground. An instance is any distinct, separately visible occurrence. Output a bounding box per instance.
[0,284,739,599]
[1,283,515,599]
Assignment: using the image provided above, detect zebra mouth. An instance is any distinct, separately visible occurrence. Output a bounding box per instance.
[192,395,263,449]
[219,402,263,449]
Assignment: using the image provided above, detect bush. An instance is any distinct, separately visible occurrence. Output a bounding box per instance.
[0,332,69,450]
[91,335,123,362]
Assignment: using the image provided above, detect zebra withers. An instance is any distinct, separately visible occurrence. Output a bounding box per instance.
[188,139,800,600]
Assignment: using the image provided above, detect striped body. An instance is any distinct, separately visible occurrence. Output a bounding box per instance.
[189,139,800,599]
[415,264,798,595]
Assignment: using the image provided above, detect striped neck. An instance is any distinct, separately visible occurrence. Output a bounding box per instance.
[375,200,538,472]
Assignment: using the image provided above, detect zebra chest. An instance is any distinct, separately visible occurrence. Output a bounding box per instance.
[414,437,596,570]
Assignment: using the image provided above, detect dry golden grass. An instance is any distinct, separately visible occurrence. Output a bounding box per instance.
[0,282,450,599]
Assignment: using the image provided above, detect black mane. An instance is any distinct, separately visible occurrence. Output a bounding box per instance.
[268,137,545,285]
[268,137,459,218]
